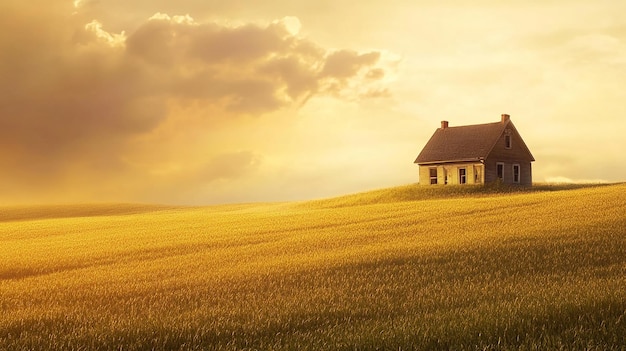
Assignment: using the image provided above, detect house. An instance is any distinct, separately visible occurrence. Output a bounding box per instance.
[414,114,535,186]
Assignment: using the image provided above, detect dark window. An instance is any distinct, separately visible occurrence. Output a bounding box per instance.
[505,135,512,149]
[496,163,504,180]
[459,168,466,184]
[474,165,482,183]
[513,164,520,183]
[429,168,438,185]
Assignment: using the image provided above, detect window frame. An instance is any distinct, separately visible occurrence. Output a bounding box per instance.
[474,165,481,183]
[513,164,520,183]
[496,162,505,181]
[504,135,512,149]
[429,167,438,185]
[459,168,467,184]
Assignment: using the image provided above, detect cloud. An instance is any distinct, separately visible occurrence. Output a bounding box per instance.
[277,16,301,36]
[73,0,98,10]
[321,50,380,79]
[196,151,262,182]
[0,2,393,204]
[85,20,126,47]
[124,14,388,109]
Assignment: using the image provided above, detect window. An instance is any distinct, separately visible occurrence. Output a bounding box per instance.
[429,168,438,185]
[496,163,504,181]
[513,164,520,183]
[459,168,467,184]
[505,135,512,149]
[474,165,481,183]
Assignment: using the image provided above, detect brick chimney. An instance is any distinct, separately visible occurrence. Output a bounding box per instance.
[441,121,449,129]
[501,114,510,123]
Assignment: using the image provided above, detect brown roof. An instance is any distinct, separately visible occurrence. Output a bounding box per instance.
[414,121,507,164]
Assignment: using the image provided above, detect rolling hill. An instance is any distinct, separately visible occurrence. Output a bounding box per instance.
[1,183,625,350]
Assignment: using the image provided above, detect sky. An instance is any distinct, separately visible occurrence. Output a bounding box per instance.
[1,0,625,205]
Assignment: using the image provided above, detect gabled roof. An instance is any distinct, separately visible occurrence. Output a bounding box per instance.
[414,119,533,164]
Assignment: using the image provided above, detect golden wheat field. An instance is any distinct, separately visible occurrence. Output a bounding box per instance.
[1,183,626,350]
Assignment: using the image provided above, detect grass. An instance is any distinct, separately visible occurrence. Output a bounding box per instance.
[1,183,626,350]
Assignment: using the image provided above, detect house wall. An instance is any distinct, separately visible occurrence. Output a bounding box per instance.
[484,123,534,186]
[418,166,433,185]
[484,160,532,185]
[419,163,484,185]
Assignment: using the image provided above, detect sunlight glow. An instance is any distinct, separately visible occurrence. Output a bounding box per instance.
[85,20,126,47]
